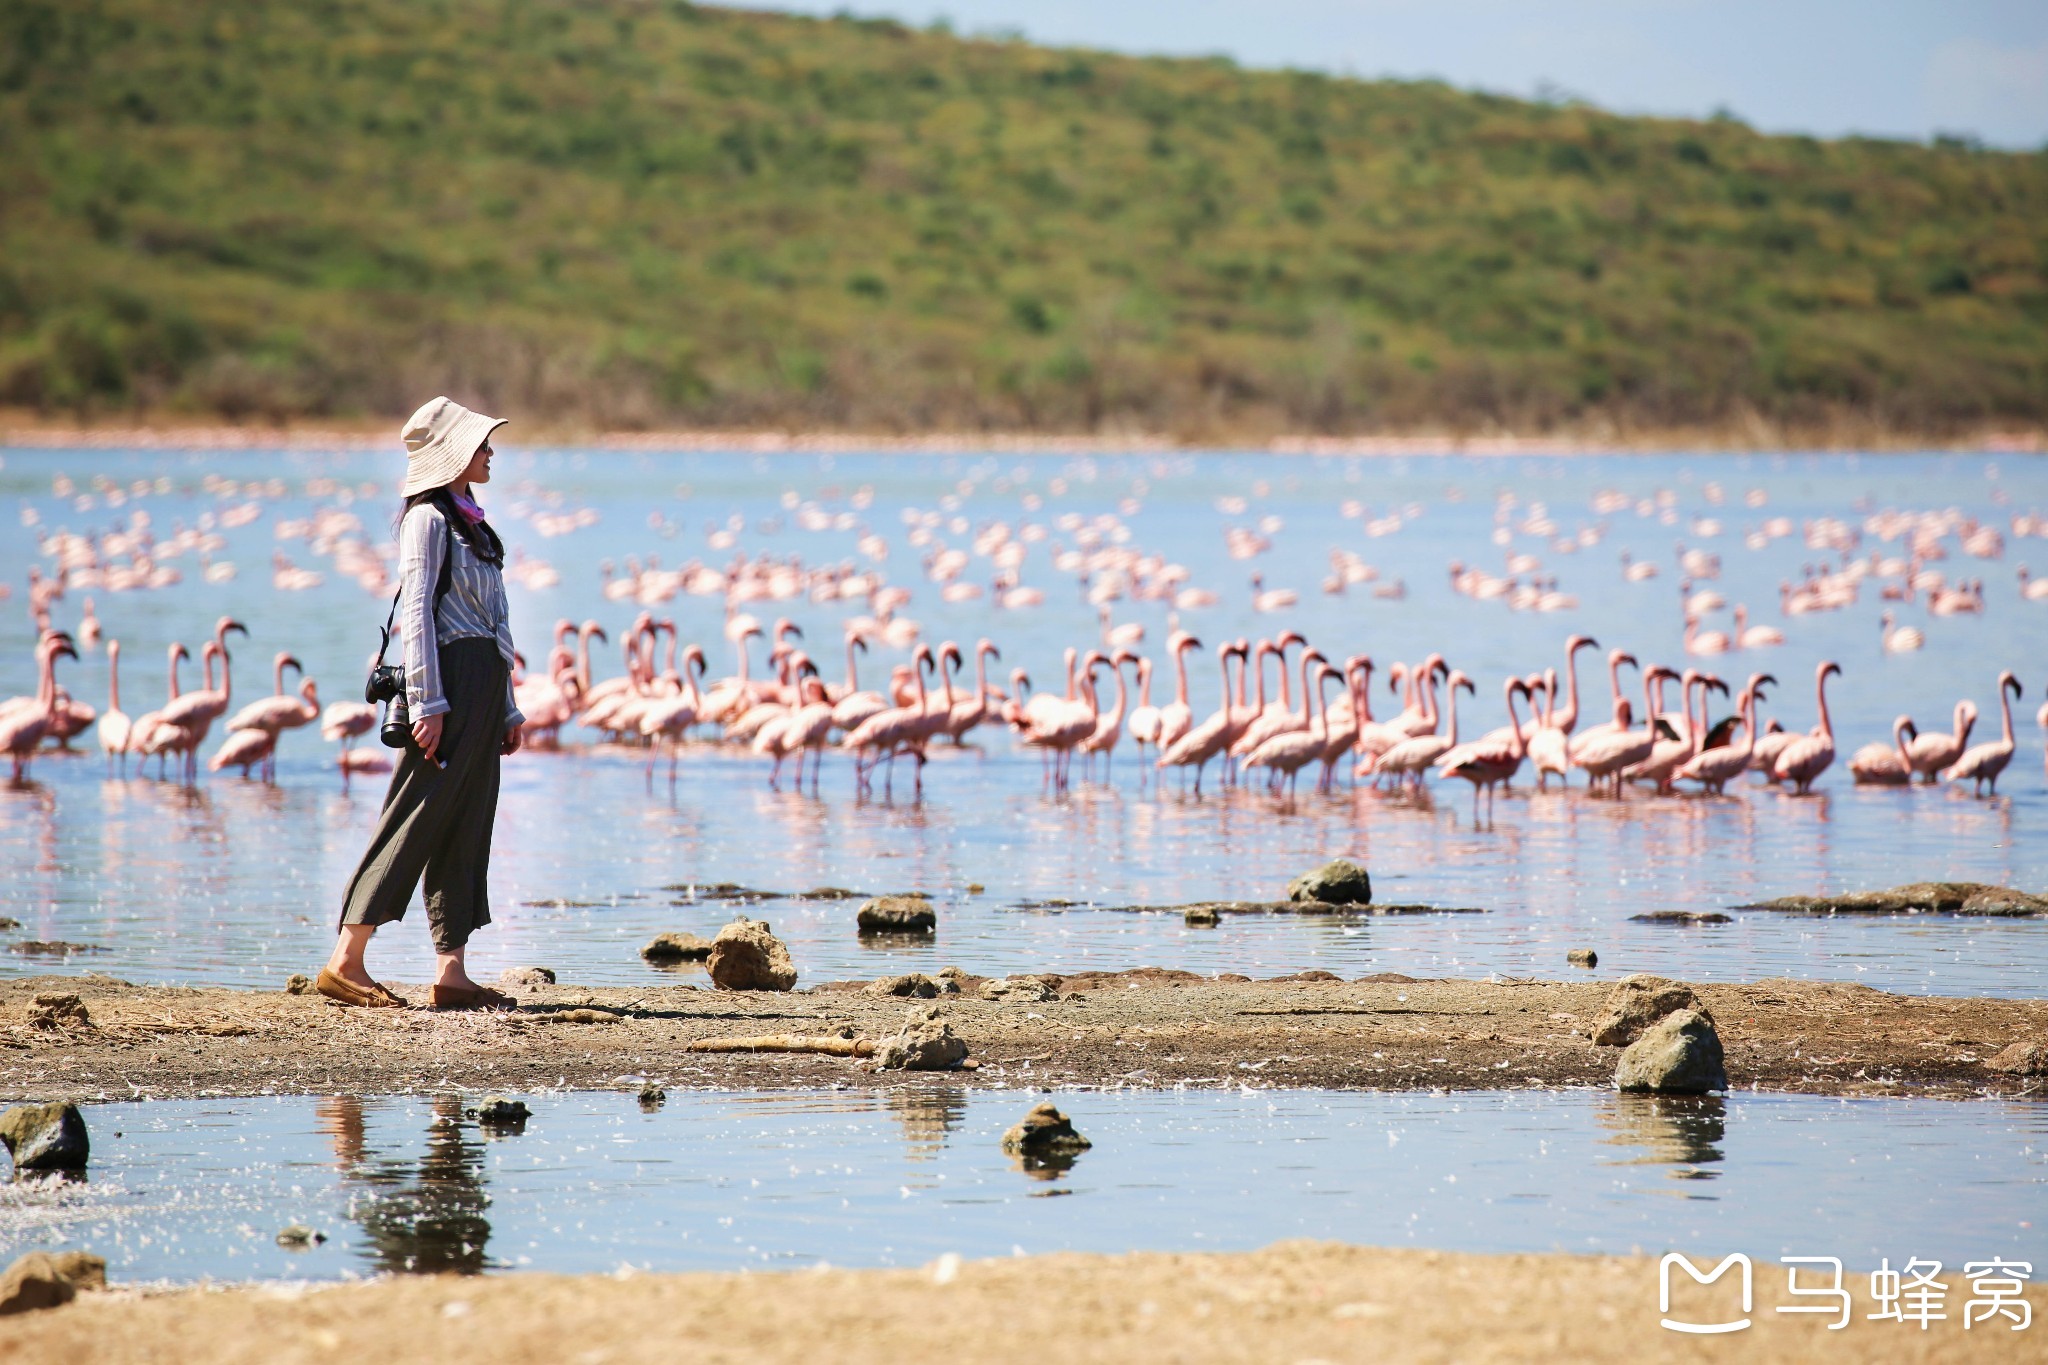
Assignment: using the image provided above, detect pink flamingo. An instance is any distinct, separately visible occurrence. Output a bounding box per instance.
[209,725,276,780]
[1125,655,1161,765]
[1374,667,1467,790]
[1156,641,1248,795]
[1244,654,1334,797]
[1572,665,1674,796]
[1155,632,1200,751]
[98,638,132,774]
[830,636,888,733]
[0,634,78,782]
[1772,661,1841,794]
[1313,656,1366,792]
[129,642,189,777]
[1676,673,1774,794]
[844,643,942,797]
[1437,676,1532,819]
[1849,717,1915,785]
[1020,650,1101,794]
[1904,700,1976,783]
[1949,671,2022,795]
[943,639,1001,744]
[640,645,708,789]
[1233,638,1317,760]
[155,616,248,782]
[1077,649,1134,781]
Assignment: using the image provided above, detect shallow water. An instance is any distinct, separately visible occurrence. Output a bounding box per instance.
[0,1089,2039,1283]
[2,447,2045,995]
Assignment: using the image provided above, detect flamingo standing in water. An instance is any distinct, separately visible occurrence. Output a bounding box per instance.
[1244,655,1334,797]
[1676,673,1774,794]
[1077,650,1134,781]
[1949,671,2022,795]
[0,634,78,782]
[1124,656,1161,767]
[129,642,188,778]
[1772,661,1841,794]
[1018,650,1100,794]
[640,645,707,789]
[1848,717,1916,785]
[1374,668,1467,790]
[1437,676,1532,819]
[1156,641,1247,795]
[1154,632,1200,752]
[98,638,132,774]
[1904,700,1976,783]
[942,639,1001,744]
[1526,635,1597,788]
[1572,665,1674,797]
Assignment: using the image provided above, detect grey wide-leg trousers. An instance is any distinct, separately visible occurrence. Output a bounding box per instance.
[339,639,506,952]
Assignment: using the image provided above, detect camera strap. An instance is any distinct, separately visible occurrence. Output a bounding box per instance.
[370,515,457,673]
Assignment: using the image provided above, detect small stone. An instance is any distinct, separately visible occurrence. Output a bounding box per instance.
[872,1005,969,1071]
[866,973,950,998]
[26,994,90,1030]
[552,1007,620,1024]
[1985,1040,2048,1076]
[980,975,1059,1004]
[1566,948,1598,968]
[707,917,797,991]
[1000,1101,1093,1157]
[1184,906,1221,927]
[0,1102,90,1172]
[1628,911,1733,925]
[285,973,314,995]
[641,931,714,964]
[637,1083,668,1108]
[0,1251,105,1316]
[0,917,20,930]
[965,883,985,895]
[499,966,556,987]
[857,895,937,935]
[472,1096,531,1128]
[275,1224,326,1249]
[1286,859,1372,906]
[1615,1009,1728,1094]
[1590,974,1711,1048]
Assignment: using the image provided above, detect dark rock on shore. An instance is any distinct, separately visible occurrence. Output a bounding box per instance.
[1986,1040,2048,1076]
[285,973,313,995]
[1738,881,2048,917]
[1286,859,1373,905]
[866,973,956,998]
[642,931,714,964]
[26,994,90,1029]
[0,1102,90,1171]
[1591,975,1710,1048]
[0,1250,105,1316]
[872,1005,969,1071]
[981,975,1059,1003]
[1629,911,1733,925]
[708,918,797,991]
[857,895,937,935]
[500,966,556,987]
[1615,1010,1728,1094]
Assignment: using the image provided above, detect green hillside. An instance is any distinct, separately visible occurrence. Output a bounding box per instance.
[3,0,2045,440]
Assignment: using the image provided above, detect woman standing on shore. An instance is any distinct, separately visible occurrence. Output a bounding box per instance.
[317,397,525,1010]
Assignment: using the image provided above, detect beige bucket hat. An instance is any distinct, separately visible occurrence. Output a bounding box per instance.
[400,396,506,497]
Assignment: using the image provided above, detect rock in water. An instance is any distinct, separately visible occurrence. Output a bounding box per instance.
[0,1251,105,1315]
[873,1005,969,1071]
[275,1225,326,1249]
[857,895,937,934]
[1184,906,1221,927]
[638,1084,668,1109]
[472,1096,531,1128]
[499,966,556,987]
[0,1102,89,1172]
[641,931,714,964]
[1000,1102,1093,1157]
[707,918,797,991]
[1566,948,1598,968]
[1286,859,1372,905]
[1986,1040,2048,1076]
[1615,1009,1728,1094]
[1590,974,1710,1047]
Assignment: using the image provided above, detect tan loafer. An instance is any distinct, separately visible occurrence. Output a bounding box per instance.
[429,983,515,1011]
[316,967,407,1008]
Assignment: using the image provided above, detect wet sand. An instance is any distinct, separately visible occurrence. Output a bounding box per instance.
[5,971,2042,1101]
[4,1240,2039,1363]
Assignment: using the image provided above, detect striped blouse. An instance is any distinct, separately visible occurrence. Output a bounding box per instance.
[398,502,524,728]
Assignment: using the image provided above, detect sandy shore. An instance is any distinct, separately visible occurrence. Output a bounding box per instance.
[4,971,2041,1101]
[4,1241,2039,1363]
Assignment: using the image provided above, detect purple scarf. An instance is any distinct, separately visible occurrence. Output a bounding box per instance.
[449,489,486,526]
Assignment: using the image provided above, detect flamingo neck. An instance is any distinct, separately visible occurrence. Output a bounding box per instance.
[108,646,121,712]
[1275,646,1294,710]
[845,638,859,692]
[1172,644,1191,708]
[975,648,991,706]
[1558,646,1582,730]
[1814,670,1834,741]
[1505,685,1526,757]
[1443,682,1461,747]
[1135,658,1152,708]
[2000,682,2015,744]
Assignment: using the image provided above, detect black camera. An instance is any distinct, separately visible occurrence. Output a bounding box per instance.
[367,660,412,748]
[365,663,405,704]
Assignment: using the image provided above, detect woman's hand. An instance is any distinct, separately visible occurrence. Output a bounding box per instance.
[412,712,444,763]
[502,724,522,756]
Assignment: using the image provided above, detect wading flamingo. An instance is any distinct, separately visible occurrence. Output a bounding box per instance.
[1772,661,1842,794]
[1949,671,2022,795]
[1848,716,1915,785]
[98,638,132,774]
[1904,701,1976,783]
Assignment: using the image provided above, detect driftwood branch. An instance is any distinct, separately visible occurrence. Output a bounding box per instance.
[684,1034,875,1057]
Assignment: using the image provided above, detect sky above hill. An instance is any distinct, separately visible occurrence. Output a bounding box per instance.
[739,0,2048,149]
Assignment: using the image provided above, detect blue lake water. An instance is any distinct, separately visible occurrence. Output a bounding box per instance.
[0,1088,2039,1284]
[1,446,2044,995]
